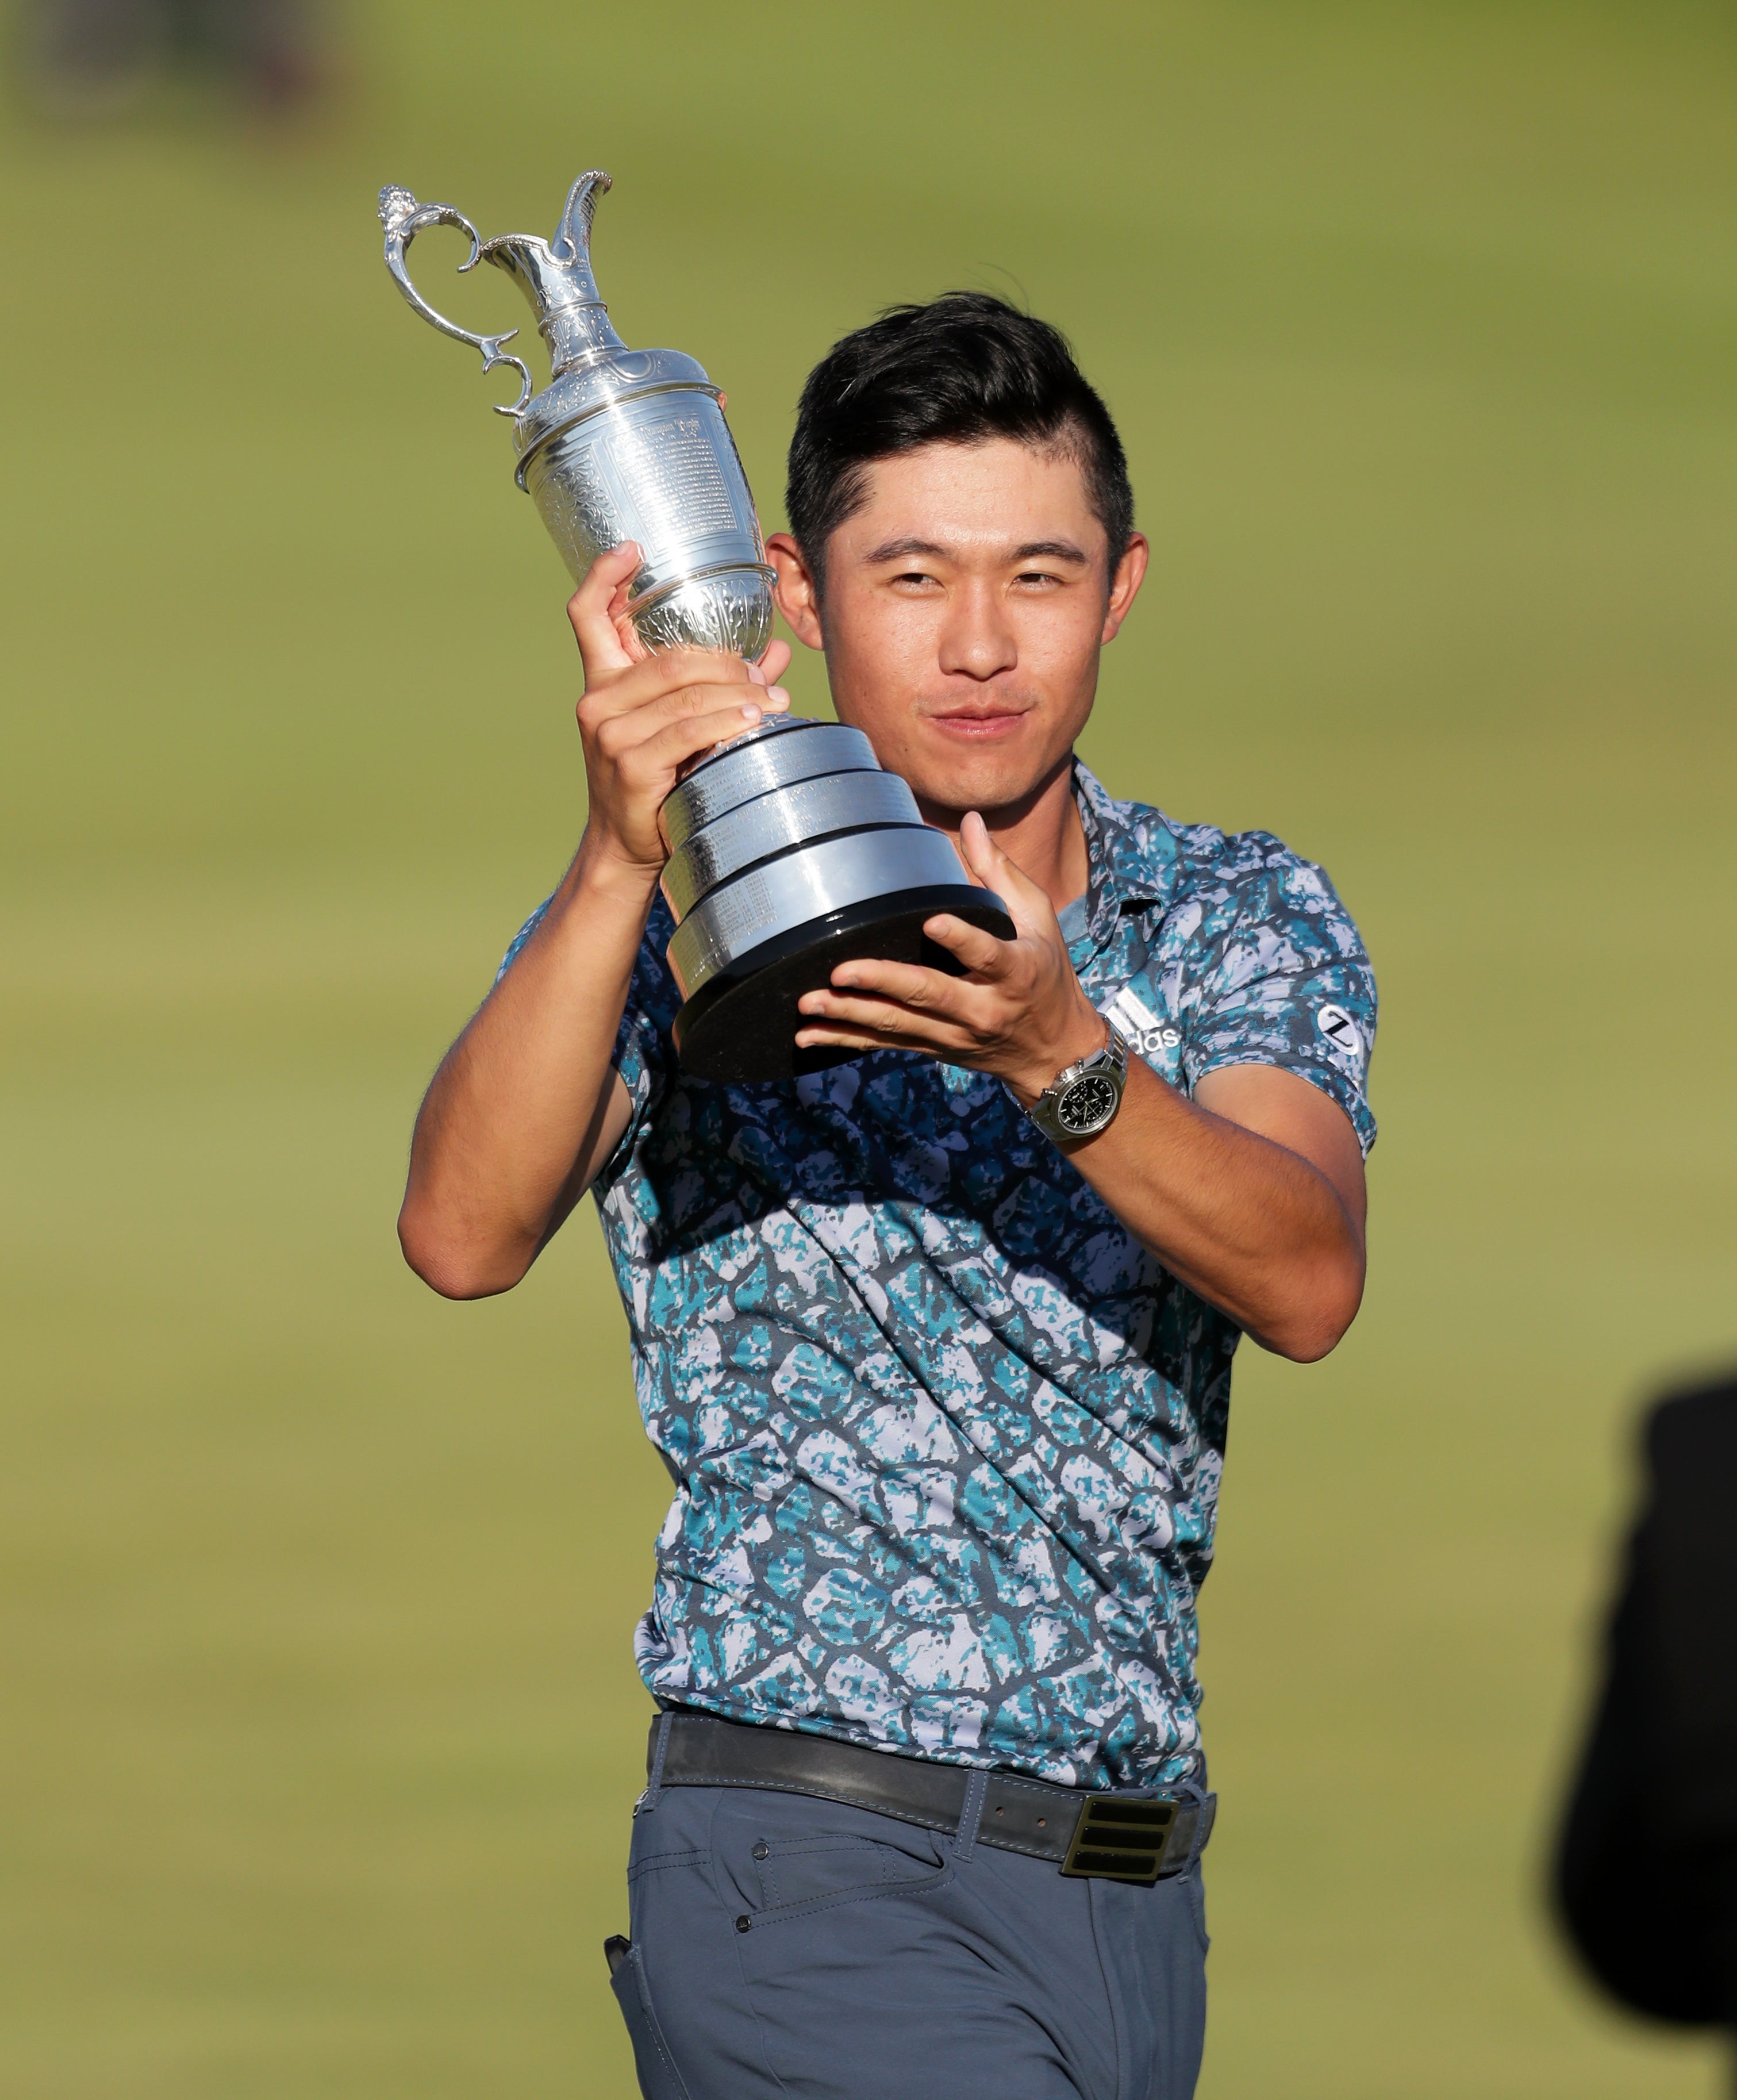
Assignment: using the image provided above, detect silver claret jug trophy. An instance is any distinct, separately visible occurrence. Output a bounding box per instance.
[378,170,1012,1082]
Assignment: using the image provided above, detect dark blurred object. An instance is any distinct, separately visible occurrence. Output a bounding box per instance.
[19,0,320,113]
[1554,1373,1737,2030]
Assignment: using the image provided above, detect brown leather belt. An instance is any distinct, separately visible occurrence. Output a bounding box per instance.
[644,1710,1214,1887]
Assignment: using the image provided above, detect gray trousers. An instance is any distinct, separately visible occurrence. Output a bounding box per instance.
[612,1780,1209,2099]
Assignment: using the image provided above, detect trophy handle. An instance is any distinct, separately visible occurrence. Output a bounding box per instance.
[378,185,535,418]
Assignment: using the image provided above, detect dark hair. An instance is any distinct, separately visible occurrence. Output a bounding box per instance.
[785,291,1134,594]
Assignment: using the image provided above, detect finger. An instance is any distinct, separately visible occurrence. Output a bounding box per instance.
[748,638,793,687]
[581,648,767,727]
[798,980,985,1038]
[606,577,651,666]
[795,1028,917,1055]
[822,957,977,1012]
[921,913,1017,977]
[621,677,790,741]
[796,1005,979,1057]
[793,1018,978,1058]
[567,543,644,678]
[959,811,1056,940]
[635,699,786,775]
[611,692,773,766]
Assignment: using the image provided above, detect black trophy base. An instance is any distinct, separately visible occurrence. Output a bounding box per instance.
[672,885,1016,1082]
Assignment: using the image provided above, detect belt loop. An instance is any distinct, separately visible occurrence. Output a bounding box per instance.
[1171,1775,1214,1869]
[953,1768,989,1863]
[1190,1789,1217,1865]
[642,1710,674,1816]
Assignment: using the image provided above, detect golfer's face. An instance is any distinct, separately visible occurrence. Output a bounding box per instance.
[807,438,1136,820]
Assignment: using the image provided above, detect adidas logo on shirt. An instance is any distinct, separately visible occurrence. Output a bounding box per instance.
[1103,984,1181,1058]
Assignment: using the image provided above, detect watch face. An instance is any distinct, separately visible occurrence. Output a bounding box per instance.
[1056,1070,1121,1136]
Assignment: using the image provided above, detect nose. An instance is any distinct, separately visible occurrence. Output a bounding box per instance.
[936,577,1018,682]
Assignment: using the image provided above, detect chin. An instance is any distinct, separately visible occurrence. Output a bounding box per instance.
[906,750,1048,819]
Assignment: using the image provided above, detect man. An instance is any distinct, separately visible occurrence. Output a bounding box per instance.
[399,294,1376,2100]
[1555,1372,1737,2049]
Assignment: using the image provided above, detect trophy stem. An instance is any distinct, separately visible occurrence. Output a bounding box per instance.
[539,302,625,374]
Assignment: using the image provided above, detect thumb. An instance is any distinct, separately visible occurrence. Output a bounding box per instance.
[748,637,793,688]
[959,811,1056,939]
[566,542,644,680]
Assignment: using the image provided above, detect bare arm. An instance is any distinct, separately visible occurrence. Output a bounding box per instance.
[398,544,792,1299]
[794,814,1367,1361]
[1066,1057,1364,1359]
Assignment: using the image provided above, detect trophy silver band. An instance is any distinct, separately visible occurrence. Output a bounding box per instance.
[378,170,1012,1082]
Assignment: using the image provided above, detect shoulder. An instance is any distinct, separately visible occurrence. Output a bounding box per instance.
[1076,761,1371,971]
[1174,817,1353,920]
[1084,779,1378,1137]
[1159,816,1370,974]
[1085,763,1365,948]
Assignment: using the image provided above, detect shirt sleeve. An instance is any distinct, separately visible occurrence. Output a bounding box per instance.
[1179,835,1378,1155]
[495,893,680,1188]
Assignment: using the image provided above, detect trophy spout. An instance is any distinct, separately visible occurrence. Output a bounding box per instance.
[552,171,610,277]
[478,171,624,375]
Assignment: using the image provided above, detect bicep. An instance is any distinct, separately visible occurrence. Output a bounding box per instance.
[1193,1063,1367,1237]
[531,1069,636,1263]
[578,1069,635,1196]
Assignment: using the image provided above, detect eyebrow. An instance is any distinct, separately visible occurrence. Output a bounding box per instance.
[1011,540,1092,565]
[860,536,1093,567]
[861,537,947,564]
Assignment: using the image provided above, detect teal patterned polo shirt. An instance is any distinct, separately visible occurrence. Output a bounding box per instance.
[504,762,1377,1788]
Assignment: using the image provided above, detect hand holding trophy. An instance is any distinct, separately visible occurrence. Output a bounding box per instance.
[378,170,1011,1082]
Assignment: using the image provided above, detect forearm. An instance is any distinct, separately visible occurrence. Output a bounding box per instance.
[792,847,1367,1356]
[789,813,1367,1361]
[398,834,657,1297]
[1061,1057,1365,1360]
[394,542,796,1298]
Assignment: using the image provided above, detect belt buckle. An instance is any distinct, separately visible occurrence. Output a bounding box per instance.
[1059,1795,1181,1886]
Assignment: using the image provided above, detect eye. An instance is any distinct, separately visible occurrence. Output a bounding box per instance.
[1013,568,1064,588]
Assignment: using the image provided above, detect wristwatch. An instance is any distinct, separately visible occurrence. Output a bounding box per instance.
[1026,1020,1130,1144]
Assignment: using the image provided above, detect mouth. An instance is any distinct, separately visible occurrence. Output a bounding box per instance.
[921,705,1033,742]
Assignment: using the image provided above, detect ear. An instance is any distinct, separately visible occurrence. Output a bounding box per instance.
[1101,533,1149,644]
[766,532,826,651]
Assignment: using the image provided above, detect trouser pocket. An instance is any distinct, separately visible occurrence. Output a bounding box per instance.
[1183,1863,1211,1954]
[609,1939,691,2100]
[713,1790,950,1926]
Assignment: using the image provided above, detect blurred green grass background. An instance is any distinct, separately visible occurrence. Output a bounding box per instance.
[3,2,1734,2093]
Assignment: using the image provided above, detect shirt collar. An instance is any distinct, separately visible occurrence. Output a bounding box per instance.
[1073,759,1182,953]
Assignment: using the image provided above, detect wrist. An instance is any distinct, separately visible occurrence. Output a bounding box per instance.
[1005,993,1110,1108]
[570,826,666,907]
[1020,1011,1130,1147]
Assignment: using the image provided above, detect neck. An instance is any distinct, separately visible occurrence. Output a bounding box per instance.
[917,753,1088,913]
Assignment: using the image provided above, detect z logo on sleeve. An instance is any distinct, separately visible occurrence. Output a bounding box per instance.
[1315,1004,1363,1064]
